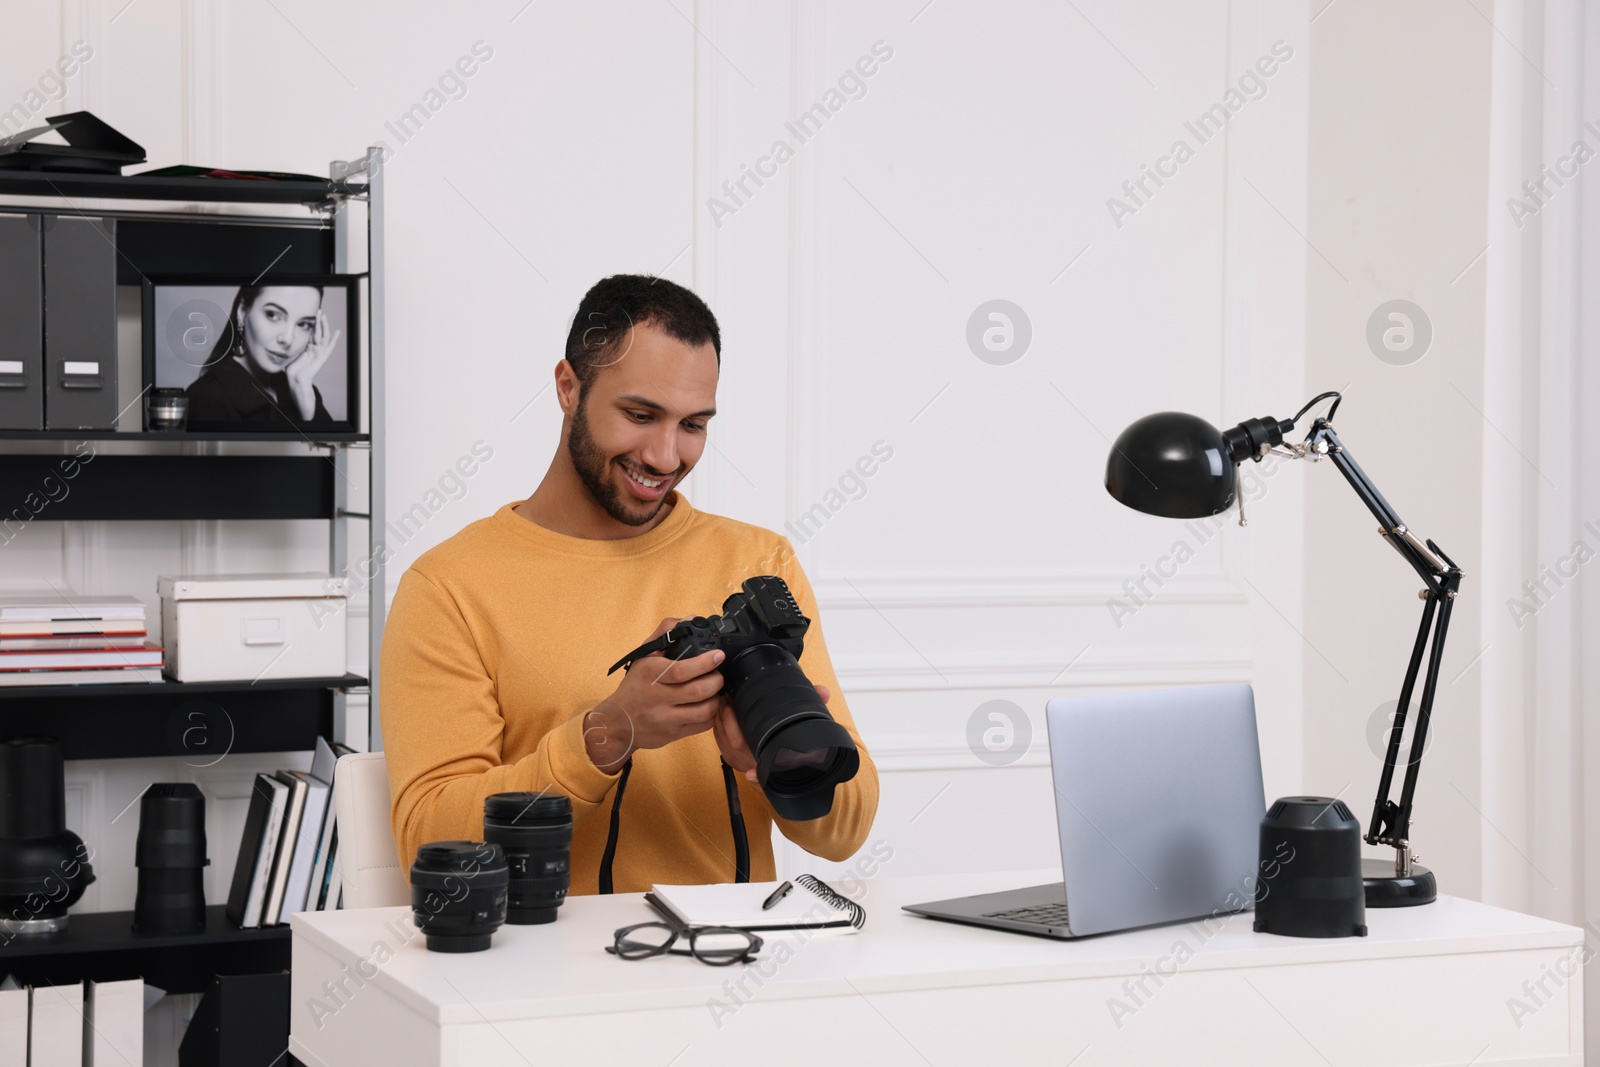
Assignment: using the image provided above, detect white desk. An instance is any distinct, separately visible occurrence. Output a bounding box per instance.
[289,868,1584,1066]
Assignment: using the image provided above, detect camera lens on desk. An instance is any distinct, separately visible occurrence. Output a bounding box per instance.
[483,792,571,925]
[410,842,508,953]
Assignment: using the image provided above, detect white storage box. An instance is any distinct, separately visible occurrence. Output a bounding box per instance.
[157,573,349,683]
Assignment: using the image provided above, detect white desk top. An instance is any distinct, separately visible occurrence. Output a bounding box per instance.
[291,868,1583,1028]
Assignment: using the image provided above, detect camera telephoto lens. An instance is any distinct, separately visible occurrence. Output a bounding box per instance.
[409,841,508,953]
[606,576,862,824]
[720,644,860,821]
[483,792,572,925]
[133,782,208,935]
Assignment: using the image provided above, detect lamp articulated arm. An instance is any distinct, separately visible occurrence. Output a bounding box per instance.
[1298,418,1464,873]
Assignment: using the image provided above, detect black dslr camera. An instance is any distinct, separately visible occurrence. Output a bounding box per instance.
[608,576,859,821]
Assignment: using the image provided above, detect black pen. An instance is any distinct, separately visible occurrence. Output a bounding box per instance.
[762,880,793,911]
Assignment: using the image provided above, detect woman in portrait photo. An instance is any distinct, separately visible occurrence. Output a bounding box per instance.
[184,285,343,427]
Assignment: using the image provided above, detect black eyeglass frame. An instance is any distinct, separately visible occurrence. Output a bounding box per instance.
[606,920,764,966]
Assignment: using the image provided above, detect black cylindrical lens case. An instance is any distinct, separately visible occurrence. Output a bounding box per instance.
[0,737,96,929]
[133,783,209,934]
[0,736,67,840]
[483,792,572,925]
[410,841,508,952]
[1253,796,1368,938]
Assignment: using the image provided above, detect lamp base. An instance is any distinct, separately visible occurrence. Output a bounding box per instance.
[1362,857,1436,907]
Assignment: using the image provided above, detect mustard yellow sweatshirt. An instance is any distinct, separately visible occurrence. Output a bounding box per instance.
[380,491,879,893]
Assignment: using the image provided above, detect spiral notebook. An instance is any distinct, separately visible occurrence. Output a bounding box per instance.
[647,874,866,935]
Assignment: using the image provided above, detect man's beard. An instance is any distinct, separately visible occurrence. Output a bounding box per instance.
[567,394,673,527]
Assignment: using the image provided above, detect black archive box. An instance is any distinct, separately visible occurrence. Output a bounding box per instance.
[42,213,118,430]
[0,214,44,430]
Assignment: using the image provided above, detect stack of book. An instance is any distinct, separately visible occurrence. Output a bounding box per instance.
[225,736,352,928]
[0,595,162,686]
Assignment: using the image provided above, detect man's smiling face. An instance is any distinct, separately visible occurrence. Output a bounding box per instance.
[565,319,719,527]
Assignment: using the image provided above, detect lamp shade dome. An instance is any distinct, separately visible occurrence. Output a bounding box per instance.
[1105,412,1237,519]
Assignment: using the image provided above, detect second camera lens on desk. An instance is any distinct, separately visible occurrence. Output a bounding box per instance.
[484,792,572,925]
[410,842,508,953]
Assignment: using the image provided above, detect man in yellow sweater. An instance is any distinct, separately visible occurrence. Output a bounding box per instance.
[381,274,879,893]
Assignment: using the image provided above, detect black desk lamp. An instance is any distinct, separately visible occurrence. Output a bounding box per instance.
[1105,392,1459,907]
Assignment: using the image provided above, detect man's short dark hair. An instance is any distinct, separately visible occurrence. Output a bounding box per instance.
[563,274,721,388]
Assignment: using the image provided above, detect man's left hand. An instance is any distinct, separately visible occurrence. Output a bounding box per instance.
[713,683,831,782]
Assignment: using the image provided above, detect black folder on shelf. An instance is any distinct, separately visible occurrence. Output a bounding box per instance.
[0,112,145,174]
[0,214,43,430]
[41,213,118,430]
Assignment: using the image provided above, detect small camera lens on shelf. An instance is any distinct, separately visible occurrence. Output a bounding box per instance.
[145,388,189,432]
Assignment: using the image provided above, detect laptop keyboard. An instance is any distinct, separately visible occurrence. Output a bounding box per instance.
[983,902,1070,926]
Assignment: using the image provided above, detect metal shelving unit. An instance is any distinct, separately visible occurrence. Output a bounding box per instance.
[0,147,387,756]
[0,149,387,995]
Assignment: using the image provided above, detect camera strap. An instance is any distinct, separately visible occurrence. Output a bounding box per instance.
[597,755,753,892]
[606,634,671,676]
[597,757,633,894]
[721,760,751,883]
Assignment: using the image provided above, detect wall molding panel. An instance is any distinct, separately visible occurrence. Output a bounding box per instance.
[834,646,1252,693]
[813,571,1248,611]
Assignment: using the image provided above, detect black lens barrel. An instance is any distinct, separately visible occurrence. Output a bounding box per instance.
[720,645,859,821]
[484,792,572,925]
[410,841,509,953]
[134,782,207,934]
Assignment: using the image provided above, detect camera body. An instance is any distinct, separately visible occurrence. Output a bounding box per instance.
[656,575,808,666]
[610,576,859,821]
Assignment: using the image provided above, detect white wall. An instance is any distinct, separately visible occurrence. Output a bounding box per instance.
[0,0,1313,915]
[1303,0,1494,898]
[24,0,1600,1058]
[9,0,1597,1059]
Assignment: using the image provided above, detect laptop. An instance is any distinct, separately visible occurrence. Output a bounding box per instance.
[904,683,1266,939]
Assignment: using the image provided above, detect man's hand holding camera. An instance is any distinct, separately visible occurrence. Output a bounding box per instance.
[584,617,722,771]
[584,615,833,781]
[592,578,858,821]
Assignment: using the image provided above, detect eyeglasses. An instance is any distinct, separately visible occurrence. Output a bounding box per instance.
[607,921,763,966]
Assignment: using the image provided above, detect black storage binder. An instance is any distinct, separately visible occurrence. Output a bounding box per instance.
[0,214,44,430]
[42,213,118,430]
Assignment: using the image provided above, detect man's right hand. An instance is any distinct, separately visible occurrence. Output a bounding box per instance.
[584,617,726,772]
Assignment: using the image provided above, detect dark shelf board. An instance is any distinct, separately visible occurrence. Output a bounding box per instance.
[0,673,365,701]
[0,429,368,442]
[0,675,362,760]
[0,454,338,520]
[0,905,291,994]
[0,170,364,205]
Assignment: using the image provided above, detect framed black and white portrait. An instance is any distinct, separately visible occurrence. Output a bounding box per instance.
[142,274,360,433]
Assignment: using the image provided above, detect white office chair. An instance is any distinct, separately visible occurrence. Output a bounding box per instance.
[331,752,411,908]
